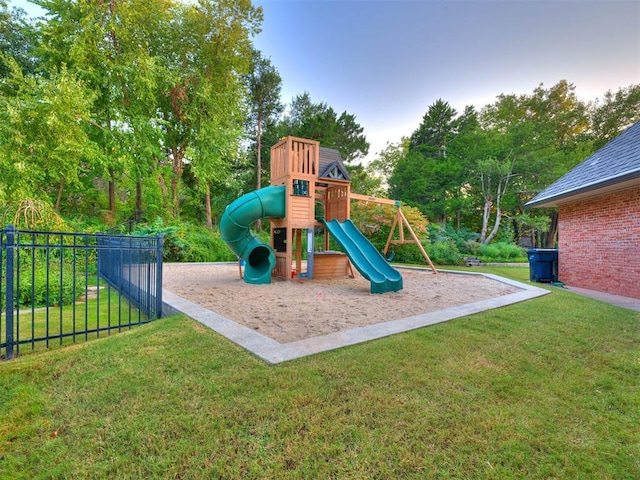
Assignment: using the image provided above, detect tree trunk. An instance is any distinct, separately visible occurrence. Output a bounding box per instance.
[256,112,262,191]
[484,205,502,244]
[545,211,558,248]
[171,147,184,217]
[109,167,116,215]
[481,171,512,244]
[255,113,263,231]
[479,199,491,243]
[205,184,212,229]
[158,173,168,196]
[135,179,143,222]
[55,177,65,213]
[171,176,179,217]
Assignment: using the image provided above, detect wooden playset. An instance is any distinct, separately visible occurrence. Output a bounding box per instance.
[267,136,436,281]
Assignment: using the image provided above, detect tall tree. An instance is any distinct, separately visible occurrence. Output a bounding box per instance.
[368,138,410,194]
[589,84,640,149]
[409,98,459,158]
[0,1,39,79]
[37,0,166,220]
[392,100,476,223]
[476,153,516,244]
[152,0,261,217]
[281,92,369,163]
[479,80,591,246]
[388,150,464,221]
[0,60,97,208]
[245,50,282,191]
[34,0,260,223]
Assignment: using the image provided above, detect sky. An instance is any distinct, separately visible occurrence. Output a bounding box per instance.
[251,0,640,162]
[10,0,640,163]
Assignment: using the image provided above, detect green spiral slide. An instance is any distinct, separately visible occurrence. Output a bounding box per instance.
[219,185,286,284]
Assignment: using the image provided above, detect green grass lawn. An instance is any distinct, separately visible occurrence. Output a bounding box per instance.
[1,267,639,479]
[1,293,149,358]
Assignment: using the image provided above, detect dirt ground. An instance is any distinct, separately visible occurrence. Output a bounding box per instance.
[162,263,520,343]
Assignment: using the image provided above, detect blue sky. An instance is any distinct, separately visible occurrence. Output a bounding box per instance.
[10,0,640,163]
[252,0,640,161]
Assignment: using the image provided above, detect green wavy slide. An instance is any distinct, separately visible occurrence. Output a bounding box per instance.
[322,219,403,294]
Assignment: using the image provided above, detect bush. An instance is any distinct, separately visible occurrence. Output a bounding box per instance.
[476,241,527,262]
[1,199,68,231]
[425,240,464,266]
[428,224,479,248]
[424,224,526,264]
[386,243,427,264]
[16,261,85,307]
[132,219,236,263]
[478,243,500,259]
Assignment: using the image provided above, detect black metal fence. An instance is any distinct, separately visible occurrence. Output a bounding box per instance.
[1,225,163,360]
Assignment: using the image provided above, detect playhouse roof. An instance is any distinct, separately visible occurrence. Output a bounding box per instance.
[319,147,350,181]
[526,120,640,208]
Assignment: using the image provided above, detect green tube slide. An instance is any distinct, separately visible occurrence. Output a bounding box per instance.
[219,185,286,284]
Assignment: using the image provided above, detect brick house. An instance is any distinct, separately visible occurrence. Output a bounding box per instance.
[526,121,640,299]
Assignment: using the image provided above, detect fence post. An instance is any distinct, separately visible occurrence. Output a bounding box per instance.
[155,234,163,318]
[4,225,15,359]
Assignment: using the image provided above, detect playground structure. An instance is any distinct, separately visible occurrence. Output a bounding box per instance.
[219,136,435,293]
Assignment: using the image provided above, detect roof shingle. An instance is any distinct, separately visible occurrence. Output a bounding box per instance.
[319,147,350,180]
[526,120,640,208]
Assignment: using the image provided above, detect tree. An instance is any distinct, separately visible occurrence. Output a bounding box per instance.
[0,1,39,79]
[409,98,459,158]
[478,81,591,246]
[33,0,261,224]
[152,0,261,217]
[347,163,383,197]
[589,84,640,149]
[0,61,97,209]
[476,153,515,244]
[368,138,409,194]
[388,150,461,221]
[391,100,476,224]
[281,92,369,163]
[243,50,282,230]
[36,0,167,220]
[245,50,283,191]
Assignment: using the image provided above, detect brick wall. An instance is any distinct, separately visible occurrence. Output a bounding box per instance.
[558,185,640,299]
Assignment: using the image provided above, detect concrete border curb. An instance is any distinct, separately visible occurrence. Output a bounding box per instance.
[163,268,550,364]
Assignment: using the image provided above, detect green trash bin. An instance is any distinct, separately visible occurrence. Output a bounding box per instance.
[527,249,558,283]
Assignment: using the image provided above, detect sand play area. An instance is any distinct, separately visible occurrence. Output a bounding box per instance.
[162,263,522,343]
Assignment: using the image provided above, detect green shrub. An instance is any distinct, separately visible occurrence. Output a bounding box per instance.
[425,240,464,266]
[180,231,227,263]
[462,240,481,256]
[428,224,479,248]
[478,243,500,259]
[1,199,68,231]
[16,262,85,307]
[387,243,426,264]
[476,241,526,262]
[425,224,526,263]
[132,219,238,263]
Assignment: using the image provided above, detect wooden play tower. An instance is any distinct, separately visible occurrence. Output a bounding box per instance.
[270,136,351,280]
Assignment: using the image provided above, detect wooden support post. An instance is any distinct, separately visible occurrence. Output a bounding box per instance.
[398,209,437,274]
[383,210,400,254]
[295,228,302,274]
[383,207,437,274]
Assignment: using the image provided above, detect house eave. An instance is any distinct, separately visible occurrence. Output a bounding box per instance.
[525,172,640,208]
